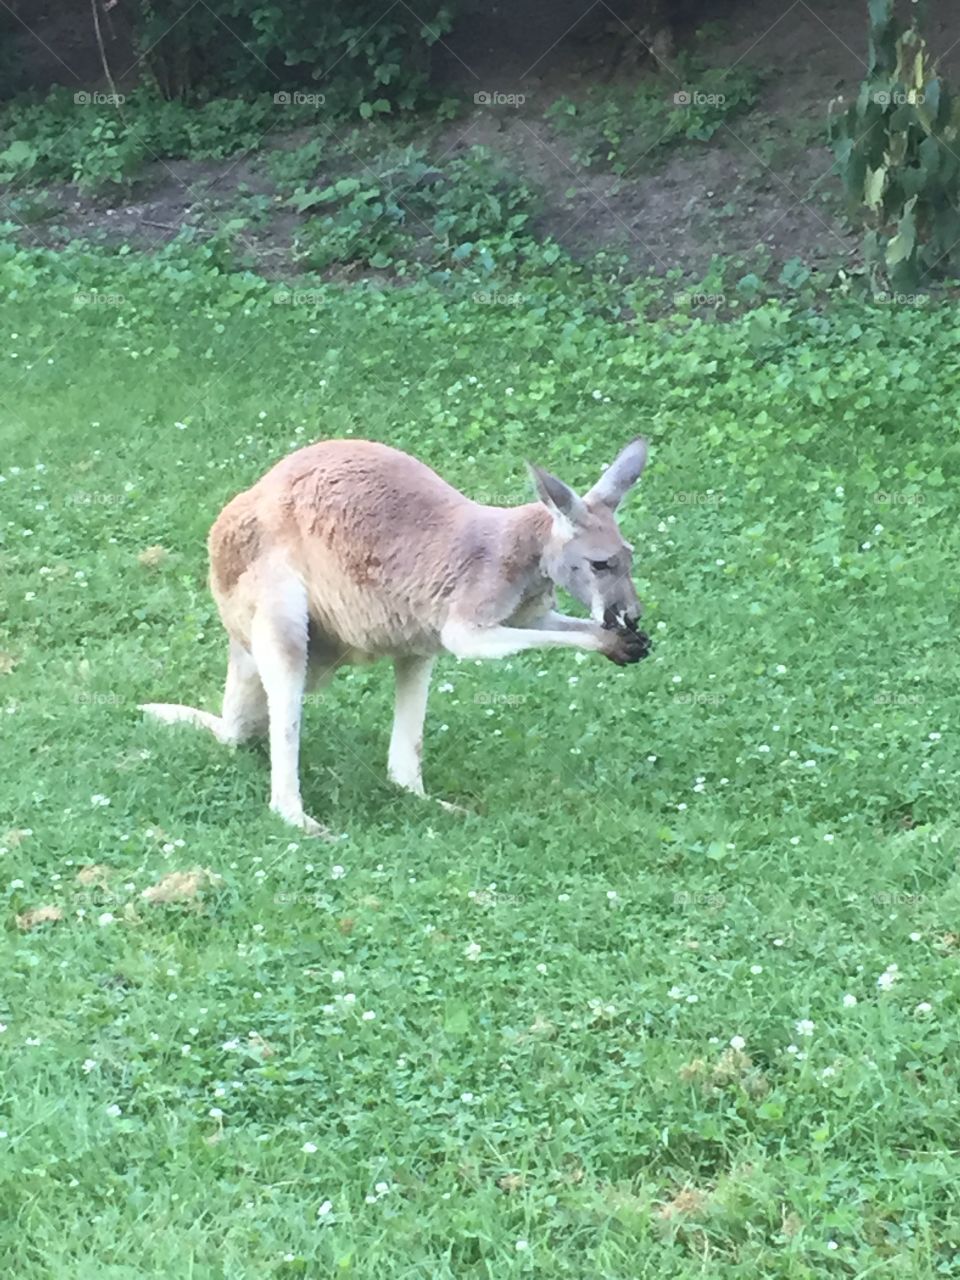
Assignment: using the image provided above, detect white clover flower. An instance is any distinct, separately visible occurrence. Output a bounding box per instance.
[842,994,857,1008]
[303,1142,318,1153]
[795,1019,815,1036]
[730,1035,746,1051]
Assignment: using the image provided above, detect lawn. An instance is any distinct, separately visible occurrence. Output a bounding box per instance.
[1,244,958,1277]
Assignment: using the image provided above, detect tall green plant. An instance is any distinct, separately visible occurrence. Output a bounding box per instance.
[829,0,960,289]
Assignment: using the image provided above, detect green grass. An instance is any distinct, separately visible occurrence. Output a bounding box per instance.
[1,244,959,1277]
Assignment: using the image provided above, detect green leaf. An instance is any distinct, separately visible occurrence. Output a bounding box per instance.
[0,139,38,171]
[886,195,917,265]
[443,1001,471,1036]
[864,164,886,208]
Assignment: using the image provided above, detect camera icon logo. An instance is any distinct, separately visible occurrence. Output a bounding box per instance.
[474,91,492,105]
[74,91,91,105]
[673,89,691,106]
[274,91,291,105]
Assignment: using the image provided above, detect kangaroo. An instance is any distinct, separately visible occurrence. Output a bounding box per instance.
[141,437,651,836]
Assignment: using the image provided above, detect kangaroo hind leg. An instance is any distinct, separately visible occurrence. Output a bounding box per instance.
[141,639,267,746]
[250,578,335,840]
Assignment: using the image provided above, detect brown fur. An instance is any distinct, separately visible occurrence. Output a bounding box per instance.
[144,436,648,833]
[207,440,559,659]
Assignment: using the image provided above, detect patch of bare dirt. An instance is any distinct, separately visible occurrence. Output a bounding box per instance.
[16,904,63,930]
[140,867,222,904]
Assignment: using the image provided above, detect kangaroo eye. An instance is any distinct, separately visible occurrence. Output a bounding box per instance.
[589,558,613,573]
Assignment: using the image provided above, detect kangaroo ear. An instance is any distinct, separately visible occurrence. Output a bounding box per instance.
[527,463,589,530]
[585,437,648,511]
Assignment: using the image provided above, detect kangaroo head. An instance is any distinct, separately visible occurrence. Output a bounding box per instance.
[528,437,648,627]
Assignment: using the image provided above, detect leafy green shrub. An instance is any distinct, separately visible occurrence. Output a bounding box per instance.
[828,1,960,289]
[265,138,327,188]
[0,90,316,191]
[129,0,456,112]
[292,145,556,275]
[547,57,761,174]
